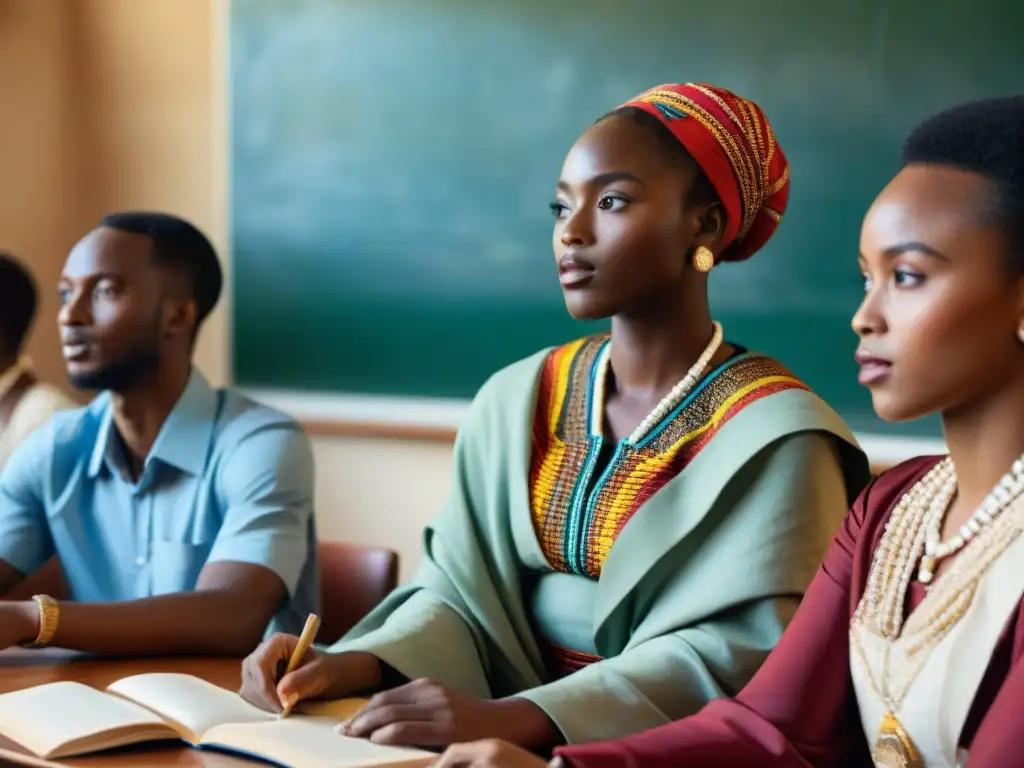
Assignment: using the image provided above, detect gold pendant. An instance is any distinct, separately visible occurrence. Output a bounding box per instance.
[871,711,923,768]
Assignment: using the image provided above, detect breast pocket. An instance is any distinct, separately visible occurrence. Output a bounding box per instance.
[150,539,214,596]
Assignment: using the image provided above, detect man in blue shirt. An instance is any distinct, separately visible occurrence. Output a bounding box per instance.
[0,212,318,656]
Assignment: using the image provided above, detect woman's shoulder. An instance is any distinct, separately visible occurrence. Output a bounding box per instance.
[851,454,945,537]
[706,348,853,440]
[474,334,607,400]
[868,454,945,506]
[535,334,608,371]
[484,340,799,401]
[875,453,945,481]
[709,347,821,411]
[728,347,811,388]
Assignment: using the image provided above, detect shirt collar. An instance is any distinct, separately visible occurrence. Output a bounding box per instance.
[87,369,219,479]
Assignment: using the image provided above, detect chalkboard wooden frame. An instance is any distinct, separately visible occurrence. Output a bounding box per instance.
[243,388,947,471]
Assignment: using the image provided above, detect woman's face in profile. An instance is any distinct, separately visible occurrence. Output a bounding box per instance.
[550,113,705,321]
[853,164,1024,423]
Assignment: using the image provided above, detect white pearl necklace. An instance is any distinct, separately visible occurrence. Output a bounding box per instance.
[590,321,724,444]
[917,455,1024,584]
[851,451,1024,720]
[857,451,1024,640]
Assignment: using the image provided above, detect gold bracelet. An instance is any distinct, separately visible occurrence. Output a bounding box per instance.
[22,594,59,648]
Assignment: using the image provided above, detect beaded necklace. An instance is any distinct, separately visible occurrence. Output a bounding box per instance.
[850,452,1024,767]
[589,321,724,443]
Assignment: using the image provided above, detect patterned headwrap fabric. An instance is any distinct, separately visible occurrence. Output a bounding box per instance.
[619,83,790,263]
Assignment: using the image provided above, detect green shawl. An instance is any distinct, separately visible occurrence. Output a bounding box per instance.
[328,349,870,744]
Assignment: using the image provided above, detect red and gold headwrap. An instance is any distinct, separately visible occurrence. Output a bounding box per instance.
[620,83,790,262]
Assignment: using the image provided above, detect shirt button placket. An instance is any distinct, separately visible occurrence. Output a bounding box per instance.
[135,487,152,598]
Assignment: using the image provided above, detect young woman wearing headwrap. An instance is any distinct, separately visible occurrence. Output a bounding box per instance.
[433,95,1024,768]
[239,83,870,753]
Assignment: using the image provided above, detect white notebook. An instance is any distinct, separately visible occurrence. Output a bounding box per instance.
[0,672,434,767]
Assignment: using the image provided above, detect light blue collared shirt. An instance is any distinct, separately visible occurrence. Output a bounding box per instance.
[0,369,318,637]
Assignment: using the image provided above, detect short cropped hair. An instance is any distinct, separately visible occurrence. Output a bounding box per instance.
[100,211,223,326]
[0,253,38,354]
[901,96,1024,266]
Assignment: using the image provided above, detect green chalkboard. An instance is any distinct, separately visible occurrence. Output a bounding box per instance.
[231,0,1023,437]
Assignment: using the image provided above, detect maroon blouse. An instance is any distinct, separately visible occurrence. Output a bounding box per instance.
[555,456,1024,767]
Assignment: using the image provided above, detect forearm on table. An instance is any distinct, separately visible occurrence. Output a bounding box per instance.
[496,697,564,752]
[11,590,278,656]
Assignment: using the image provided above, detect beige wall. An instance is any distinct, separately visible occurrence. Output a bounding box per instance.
[71,0,229,387]
[0,0,447,581]
[0,1,82,389]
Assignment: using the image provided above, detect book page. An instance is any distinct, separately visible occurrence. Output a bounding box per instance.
[200,717,435,768]
[106,673,274,741]
[0,681,177,759]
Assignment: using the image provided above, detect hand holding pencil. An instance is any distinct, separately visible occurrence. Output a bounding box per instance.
[239,613,385,715]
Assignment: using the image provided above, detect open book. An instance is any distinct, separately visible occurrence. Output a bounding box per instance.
[0,673,434,767]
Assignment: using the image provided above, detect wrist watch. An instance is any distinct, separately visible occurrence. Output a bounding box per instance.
[21,594,60,648]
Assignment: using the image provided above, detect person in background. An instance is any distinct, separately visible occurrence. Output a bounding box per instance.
[242,82,871,752]
[0,253,77,469]
[433,95,1024,768]
[0,212,318,656]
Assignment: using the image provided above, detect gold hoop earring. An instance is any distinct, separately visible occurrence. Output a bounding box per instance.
[692,246,715,273]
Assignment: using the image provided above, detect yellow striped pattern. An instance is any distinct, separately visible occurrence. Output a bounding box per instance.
[529,336,808,577]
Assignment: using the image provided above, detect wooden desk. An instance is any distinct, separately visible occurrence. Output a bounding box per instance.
[0,649,255,767]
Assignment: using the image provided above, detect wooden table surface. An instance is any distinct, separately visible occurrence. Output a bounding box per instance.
[0,649,258,767]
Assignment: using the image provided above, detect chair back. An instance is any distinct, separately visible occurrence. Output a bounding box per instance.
[318,541,399,645]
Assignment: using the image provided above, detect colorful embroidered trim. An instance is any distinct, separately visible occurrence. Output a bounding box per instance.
[529,335,809,577]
